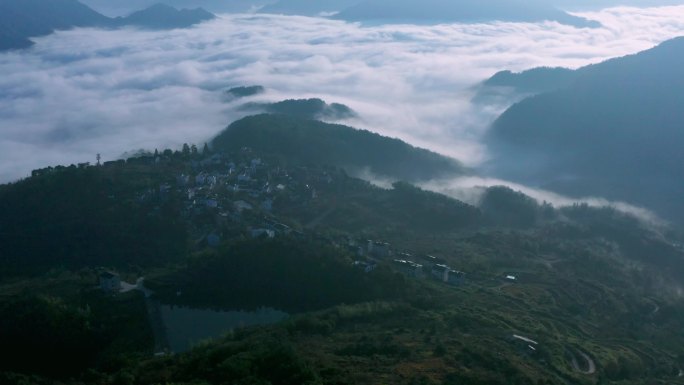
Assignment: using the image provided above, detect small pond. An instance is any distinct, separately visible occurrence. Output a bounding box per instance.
[160,306,288,352]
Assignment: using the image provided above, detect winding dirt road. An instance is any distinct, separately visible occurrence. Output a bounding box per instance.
[570,349,596,375]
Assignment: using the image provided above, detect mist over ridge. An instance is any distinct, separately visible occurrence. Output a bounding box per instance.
[484,36,684,222]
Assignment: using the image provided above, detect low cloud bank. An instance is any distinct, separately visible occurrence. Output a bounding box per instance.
[420,176,663,225]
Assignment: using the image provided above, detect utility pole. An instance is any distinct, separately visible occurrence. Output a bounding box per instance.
[96,153,101,166]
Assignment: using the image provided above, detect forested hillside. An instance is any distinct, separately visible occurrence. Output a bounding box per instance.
[212,114,467,182]
[487,36,684,223]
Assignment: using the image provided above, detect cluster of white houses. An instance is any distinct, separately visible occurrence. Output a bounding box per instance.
[356,240,466,286]
[391,259,465,285]
[42,151,471,291]
[141,153,322,247]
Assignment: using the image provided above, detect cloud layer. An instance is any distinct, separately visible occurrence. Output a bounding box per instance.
[1,6,684,183]
[420,176,664,224]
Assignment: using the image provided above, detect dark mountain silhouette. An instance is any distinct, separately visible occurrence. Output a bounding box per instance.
[226,85,266,98]
[239,98,357,120]
[473,67,579,105]
[260,0,600,26]
[0,30,34,51]
[0,0,214,51]
[487,36,684,222]
[554,0,683,9]
[80,0,684,17]
[480,67,578,96]
[260,0,359,15]
[113,3,215,29]
[212,114,467,182]
[81,0,267,16]
[0,0,110,50]
[333,0,599,27]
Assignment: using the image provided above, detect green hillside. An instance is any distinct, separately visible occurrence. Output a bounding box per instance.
[0,117,683,384]
[212,114,467,182]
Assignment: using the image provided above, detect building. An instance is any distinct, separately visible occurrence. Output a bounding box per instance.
[431,264,450,282]
[207,233,221,247]
[251,228,275,239]
[158,183,171,199]
[176,174,191,186]
[99,271,121,292]
[215,212,230,226]
[195,172,209,185]
[368,241,392,258]
[233,200,253,212]
[420,254,444,266]
[353,260,377,273]
[429,264,466,285]
[261,199,273,212]
[448,270,466,285]
[393,259,423,278]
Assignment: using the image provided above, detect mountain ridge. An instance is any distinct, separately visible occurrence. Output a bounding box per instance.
[0,0,215,51]
[238,99,358,121]
[259,0,359,16]
[332,0,599,27]
[113,3,215,29]
[486,36,684,223]
[211,113,467,182]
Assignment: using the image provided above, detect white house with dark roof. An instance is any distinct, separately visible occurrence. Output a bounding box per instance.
[448,270,466,285]
[431,264,450,282]
[99,271,121,292]
[251,228,275,239]
[368,240,392,258]
[393,259,423,278]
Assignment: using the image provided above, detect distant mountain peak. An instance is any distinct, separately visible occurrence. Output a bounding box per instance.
[212,114,467,182]
[486,36,684,223]
[119,3,215,29]
[0,0,216,51]
[145,3,176,11]
[332,0,599,27]
[238,98,358,121]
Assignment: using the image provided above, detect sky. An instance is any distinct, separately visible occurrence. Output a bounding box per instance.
[1,5,684,191]
[78,0,684,16]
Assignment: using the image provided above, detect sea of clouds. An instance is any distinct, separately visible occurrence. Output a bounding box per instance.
[1,5,684,216]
